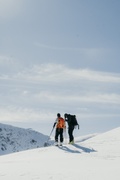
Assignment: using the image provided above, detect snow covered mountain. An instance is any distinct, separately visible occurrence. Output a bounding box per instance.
[0,123,48,155]
[0,127,120,180]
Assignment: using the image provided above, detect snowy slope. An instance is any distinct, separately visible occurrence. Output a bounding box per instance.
[0,127,120,180]
[0,123,48,155]
[80,127,120,159]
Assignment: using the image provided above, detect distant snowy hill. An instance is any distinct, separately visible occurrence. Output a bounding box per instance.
[0,123,48,155]
[0,127,120,180]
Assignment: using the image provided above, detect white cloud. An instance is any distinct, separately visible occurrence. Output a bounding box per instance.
[35,42,104,55]
[0,55,15,64]
[33,91,120,105]
[0,63,119,126]
[0,106,54,123]
[15,63,120,83]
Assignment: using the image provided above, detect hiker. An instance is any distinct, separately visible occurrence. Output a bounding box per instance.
[53,113,66,146]
[64,113,79,144]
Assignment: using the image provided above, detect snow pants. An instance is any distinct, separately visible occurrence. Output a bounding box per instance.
[68,126,74,142]
[55,128,64,143]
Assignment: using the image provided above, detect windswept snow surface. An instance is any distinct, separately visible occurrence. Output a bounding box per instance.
[0,127,120,180]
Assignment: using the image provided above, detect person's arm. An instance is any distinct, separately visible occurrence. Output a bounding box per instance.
[53,118,58,128]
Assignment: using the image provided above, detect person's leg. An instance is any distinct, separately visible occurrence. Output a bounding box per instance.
[68,126,74,143]
[55,128,59,143]
[71,127,74,143]
[60,129,64,144]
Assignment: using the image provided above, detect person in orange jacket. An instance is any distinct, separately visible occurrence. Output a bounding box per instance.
[53,113,66,146]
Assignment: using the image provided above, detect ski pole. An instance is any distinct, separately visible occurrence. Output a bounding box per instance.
[44,126,55,147]
[49,126,54,137]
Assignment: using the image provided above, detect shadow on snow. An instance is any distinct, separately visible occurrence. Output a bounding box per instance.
[58,146,80,154]
[58,144,96,154]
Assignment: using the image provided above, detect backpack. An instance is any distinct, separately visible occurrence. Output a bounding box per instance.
[65,114,79,128]
[70,115,78,126]
[56,117,66,129]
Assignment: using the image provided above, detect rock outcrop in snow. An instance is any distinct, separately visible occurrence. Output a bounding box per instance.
[0,123,48,155]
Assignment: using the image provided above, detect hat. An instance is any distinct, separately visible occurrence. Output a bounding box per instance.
[57,113,61,117]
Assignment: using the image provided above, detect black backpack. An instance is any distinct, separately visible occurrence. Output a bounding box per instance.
[65,114,79,129]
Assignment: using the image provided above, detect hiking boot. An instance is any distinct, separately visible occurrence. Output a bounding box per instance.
[69,140,74,144]
[54,141,58,146]
[60,142,63,146]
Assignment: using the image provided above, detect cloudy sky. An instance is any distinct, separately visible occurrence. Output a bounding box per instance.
[0,0,120,136]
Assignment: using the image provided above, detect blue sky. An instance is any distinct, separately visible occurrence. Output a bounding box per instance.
[0,0,120,136]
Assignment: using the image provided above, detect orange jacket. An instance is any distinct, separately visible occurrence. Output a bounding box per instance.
[56,117,66,129]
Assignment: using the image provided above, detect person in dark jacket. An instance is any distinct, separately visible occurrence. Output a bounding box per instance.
[64,113,79,144]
